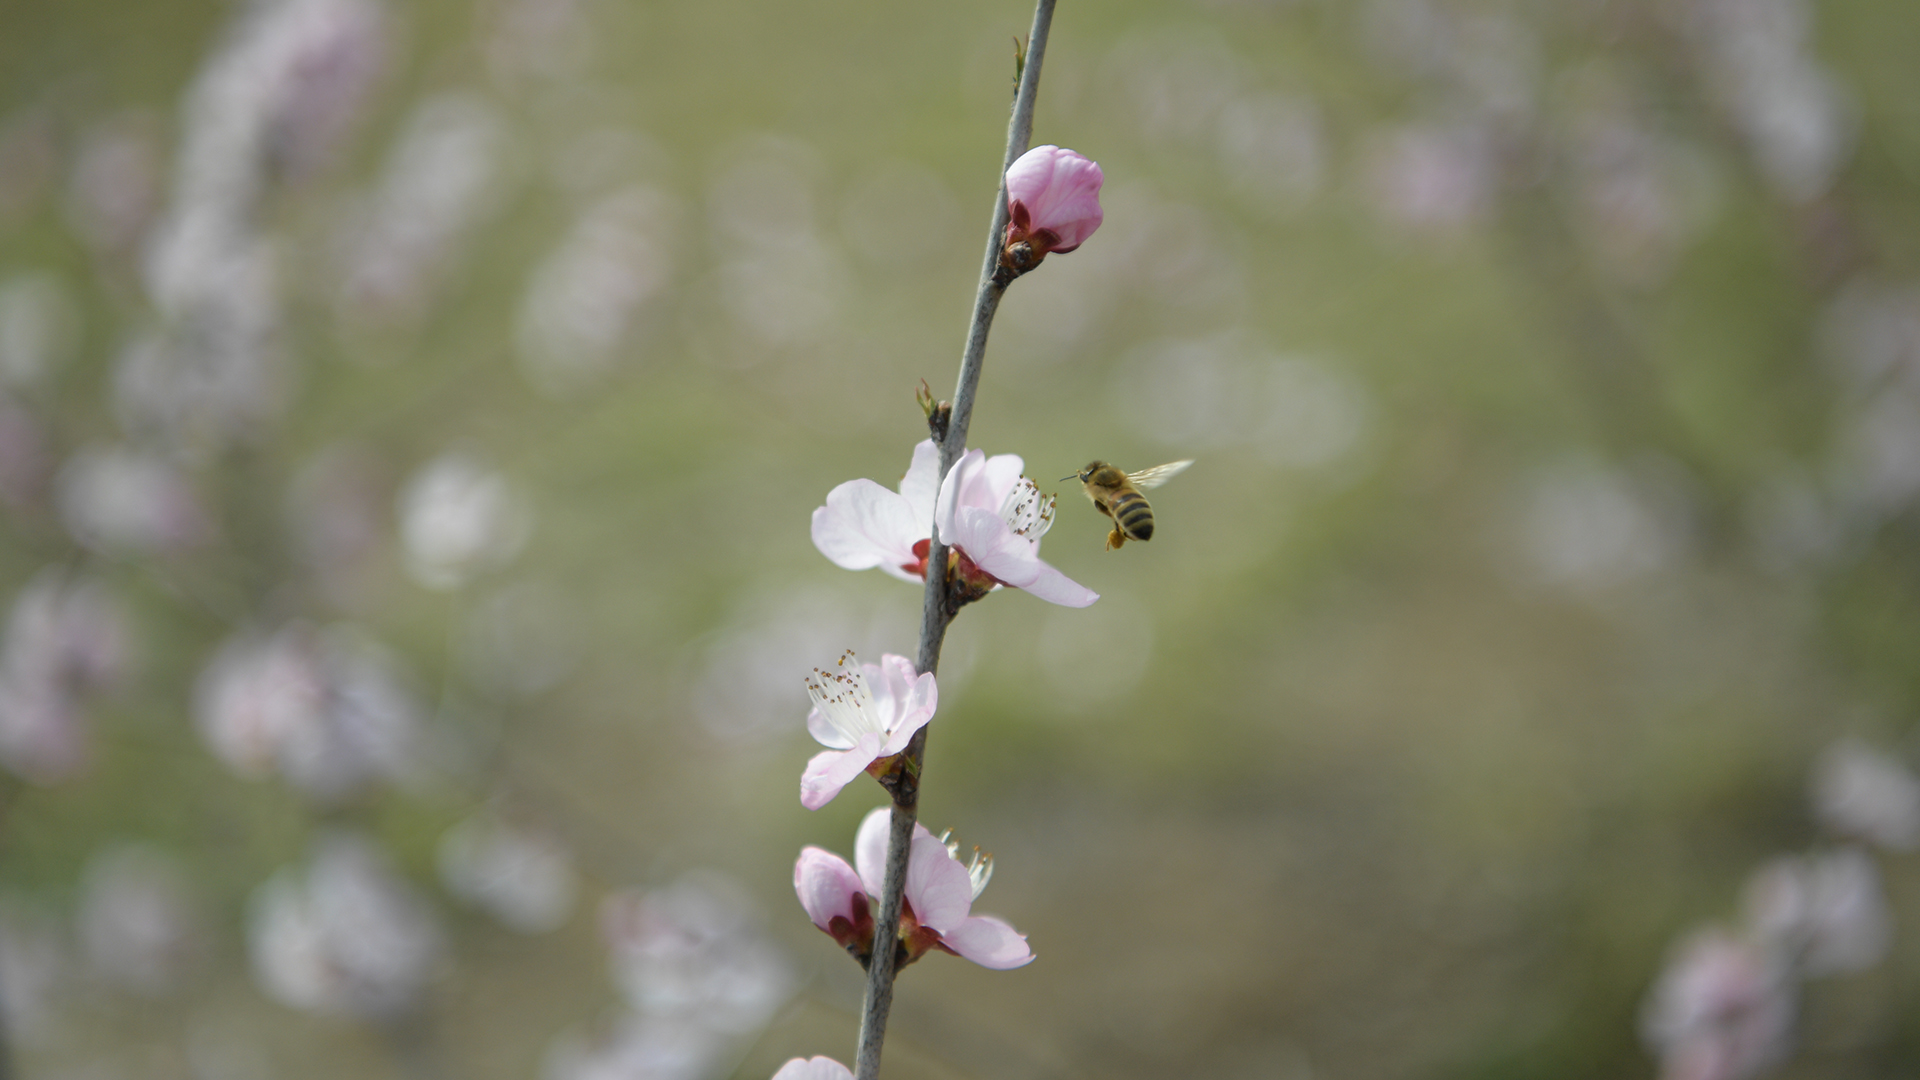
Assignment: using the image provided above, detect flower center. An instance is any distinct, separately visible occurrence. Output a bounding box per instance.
[998,478,1055,541]
[805,650,885,742]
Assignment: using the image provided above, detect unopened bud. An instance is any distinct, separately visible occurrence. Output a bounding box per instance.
[997,145,1103,286]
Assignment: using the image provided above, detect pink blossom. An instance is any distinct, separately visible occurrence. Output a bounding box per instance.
[1005,145,1104,257]
[799,651,936,811]
[810,440,1097,608]
[1640,926,1794,1080]
[247,832,443,1019]
[1744,847,1891,976]
[793,847,872,958]
[1810,737,1920,851]
[809,439,940,583]
[793,807,1033,971]
[935,449,1096,608]
[599,874,794,1036]
[772,1058,852,1080]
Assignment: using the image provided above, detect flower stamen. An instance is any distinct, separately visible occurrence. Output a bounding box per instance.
[804,650,883,743]
[998,478,1055,541]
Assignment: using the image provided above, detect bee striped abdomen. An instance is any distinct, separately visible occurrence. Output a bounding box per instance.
[1111,490,1155,540]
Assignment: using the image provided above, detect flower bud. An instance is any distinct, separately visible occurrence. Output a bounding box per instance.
[999,145,1103,283]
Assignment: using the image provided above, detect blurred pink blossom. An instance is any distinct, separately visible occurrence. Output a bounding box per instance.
[542,1014,723,1080]
[337,94,509,323]
[398,452,531,590]
[1004,145,1105,258]
[194,623,424,803]
[599,874,793,1036]
[1640,927,1794,1080]
[56,445,210,555]
[771,1058,853,1080]
[799,651,936,810]
[1364,122,1495,232]
[1744,847,1890,976]
[1810,737,1920,851]
[935,448,1096,608]
[0,570,130,784]
[556,873,791,1080]
[247,832,443,1019]
[437,814,578,934]
[796,807,1032,970]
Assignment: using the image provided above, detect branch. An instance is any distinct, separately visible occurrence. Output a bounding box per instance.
[852,2,1057,1077]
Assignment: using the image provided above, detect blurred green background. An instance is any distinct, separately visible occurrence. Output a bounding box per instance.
[1,0,1918,1077]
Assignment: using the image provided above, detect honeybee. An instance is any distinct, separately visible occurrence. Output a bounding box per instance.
[1062,460,1192,550]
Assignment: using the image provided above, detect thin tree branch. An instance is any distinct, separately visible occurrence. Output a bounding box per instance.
[852,2,1057,1077]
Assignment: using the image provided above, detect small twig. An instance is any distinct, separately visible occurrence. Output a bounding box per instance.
[851,2,1057,1078]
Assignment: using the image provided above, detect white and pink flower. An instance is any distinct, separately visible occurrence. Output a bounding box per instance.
[794,807,1032,970]
[810,440,942,584]
[934,448,1096,607]
[1005,145,1104,260]
[809,439,1096,609]
[799,651,936,811]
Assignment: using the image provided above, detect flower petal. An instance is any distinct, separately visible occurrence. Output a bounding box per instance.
[866,656,909,726]
[800,736,886,811]
[933,449,984,543]
[811,479,924,582]
[940,914,1034,969]
[945,506,1041,583]
[898,440,942,529]
[1009,560,1099,608]
[954,450,1025,518]
[771,1056,855,1080]
[793,848,865,932]
[854,806,894,898]
[904,830,975,932]
[877,671,936,757]
[945,505,1098,607]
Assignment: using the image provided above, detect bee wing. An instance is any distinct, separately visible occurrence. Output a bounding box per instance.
[1127,460,1193,490]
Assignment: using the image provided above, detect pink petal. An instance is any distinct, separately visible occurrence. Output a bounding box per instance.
[941,914,1034,969]
[904,830,975,932]
[855,806,903,898]
[793,848,865,932]
[878,671,936,757]
[1009,561,1099,608]
[898,440,942,529]
[975,454,1025,508]
[865,656,907,724]
[771,1056,855,1080]
[933,449,983,542]
[935,451,1026,544]
[800,736,886,811]
[811,479,925,582]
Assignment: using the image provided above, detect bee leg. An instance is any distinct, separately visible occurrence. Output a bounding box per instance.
[1105,528,1126,551]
